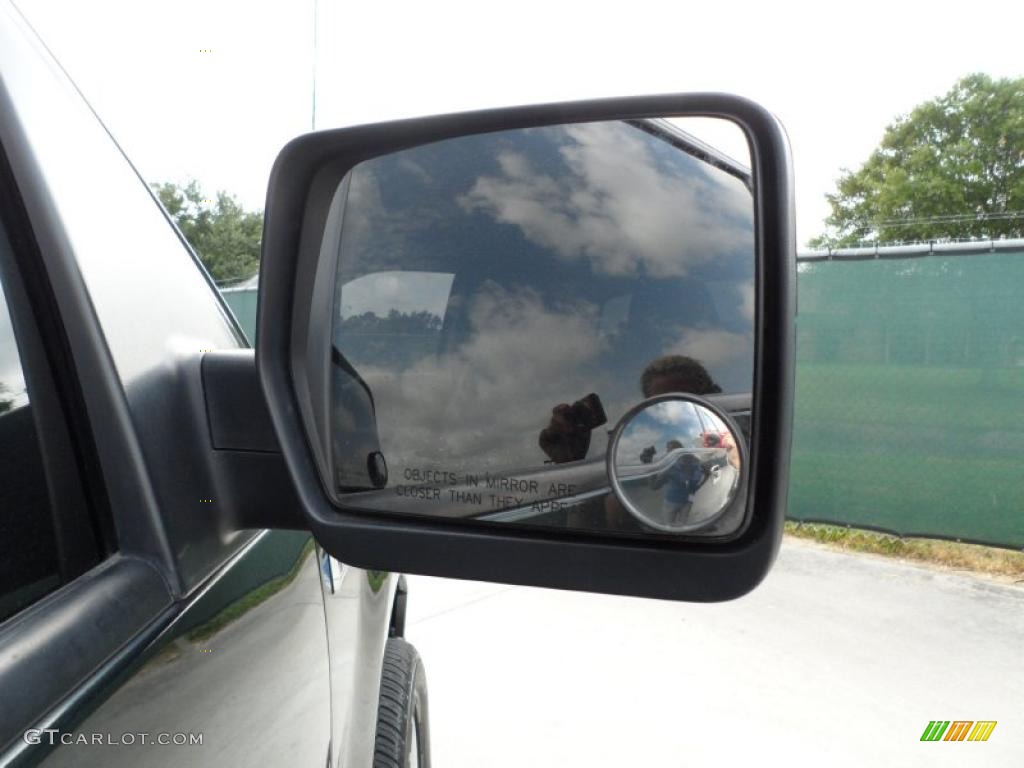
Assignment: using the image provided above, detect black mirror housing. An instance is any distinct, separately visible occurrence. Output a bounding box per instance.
[256,94,796,602]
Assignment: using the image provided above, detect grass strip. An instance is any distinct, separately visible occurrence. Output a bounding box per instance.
[785,521,1024,580]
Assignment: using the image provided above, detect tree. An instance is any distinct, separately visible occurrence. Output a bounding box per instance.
[0,383,14,415]
[151,180,263,282]
[812,74,1024,248]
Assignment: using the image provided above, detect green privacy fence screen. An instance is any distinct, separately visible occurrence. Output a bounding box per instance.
[219,239,1024,549]
[219,276,258,343]
[791,240,1024,550]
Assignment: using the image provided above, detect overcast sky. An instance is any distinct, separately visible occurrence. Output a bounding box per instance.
[18,0,1024,247]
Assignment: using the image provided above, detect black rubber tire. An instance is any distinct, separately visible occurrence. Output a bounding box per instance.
[373,638,430,768]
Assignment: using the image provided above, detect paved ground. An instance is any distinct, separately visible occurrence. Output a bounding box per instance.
[405,538,1024,767]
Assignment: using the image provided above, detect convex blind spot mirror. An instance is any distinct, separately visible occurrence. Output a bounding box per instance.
[258,95,796,601]
[608,395,745,534]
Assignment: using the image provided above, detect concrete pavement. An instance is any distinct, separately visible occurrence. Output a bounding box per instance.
[406,538,1023,767]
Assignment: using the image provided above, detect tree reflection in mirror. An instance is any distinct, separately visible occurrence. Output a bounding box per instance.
[323,117,755,538]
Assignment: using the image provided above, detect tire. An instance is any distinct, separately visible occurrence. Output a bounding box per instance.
[373,638,430,768]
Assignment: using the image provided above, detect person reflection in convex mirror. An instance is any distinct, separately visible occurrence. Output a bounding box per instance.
[649,440,707,526]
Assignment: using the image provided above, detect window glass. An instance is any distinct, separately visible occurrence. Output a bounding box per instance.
[0,275,60,621]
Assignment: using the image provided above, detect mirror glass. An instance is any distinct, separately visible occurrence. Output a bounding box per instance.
[321,117,754,538]
[609,396,744,533]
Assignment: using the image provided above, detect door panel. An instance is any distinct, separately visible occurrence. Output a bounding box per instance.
[40,532,331,767]
[319,556,395,768]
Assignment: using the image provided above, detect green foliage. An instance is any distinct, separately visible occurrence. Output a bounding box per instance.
[337,310,445,368]
[0,383,13,415]
[340,310,443,335]
[812,74,1024,247]
[185,539,315,644]
[151,179,263,283]
[365,570,389,593]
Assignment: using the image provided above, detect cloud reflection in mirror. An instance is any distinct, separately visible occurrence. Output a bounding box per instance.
[458,122,752,278]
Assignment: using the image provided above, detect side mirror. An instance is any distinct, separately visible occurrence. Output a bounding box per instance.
[256,94,795,601]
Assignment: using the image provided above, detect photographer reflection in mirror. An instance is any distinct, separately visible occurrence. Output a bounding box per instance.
[640,354,722,400]
[649,440,707,526]
[538,393,607,464]
[539,355,721,465]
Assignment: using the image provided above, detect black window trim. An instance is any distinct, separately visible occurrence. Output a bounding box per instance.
[0,216,100,594]
[0,145,115,564]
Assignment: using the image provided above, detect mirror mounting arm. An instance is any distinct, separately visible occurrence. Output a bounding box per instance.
[201,350,308,531]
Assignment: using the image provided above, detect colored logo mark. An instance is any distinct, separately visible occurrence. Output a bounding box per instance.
[920,721,996,742]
